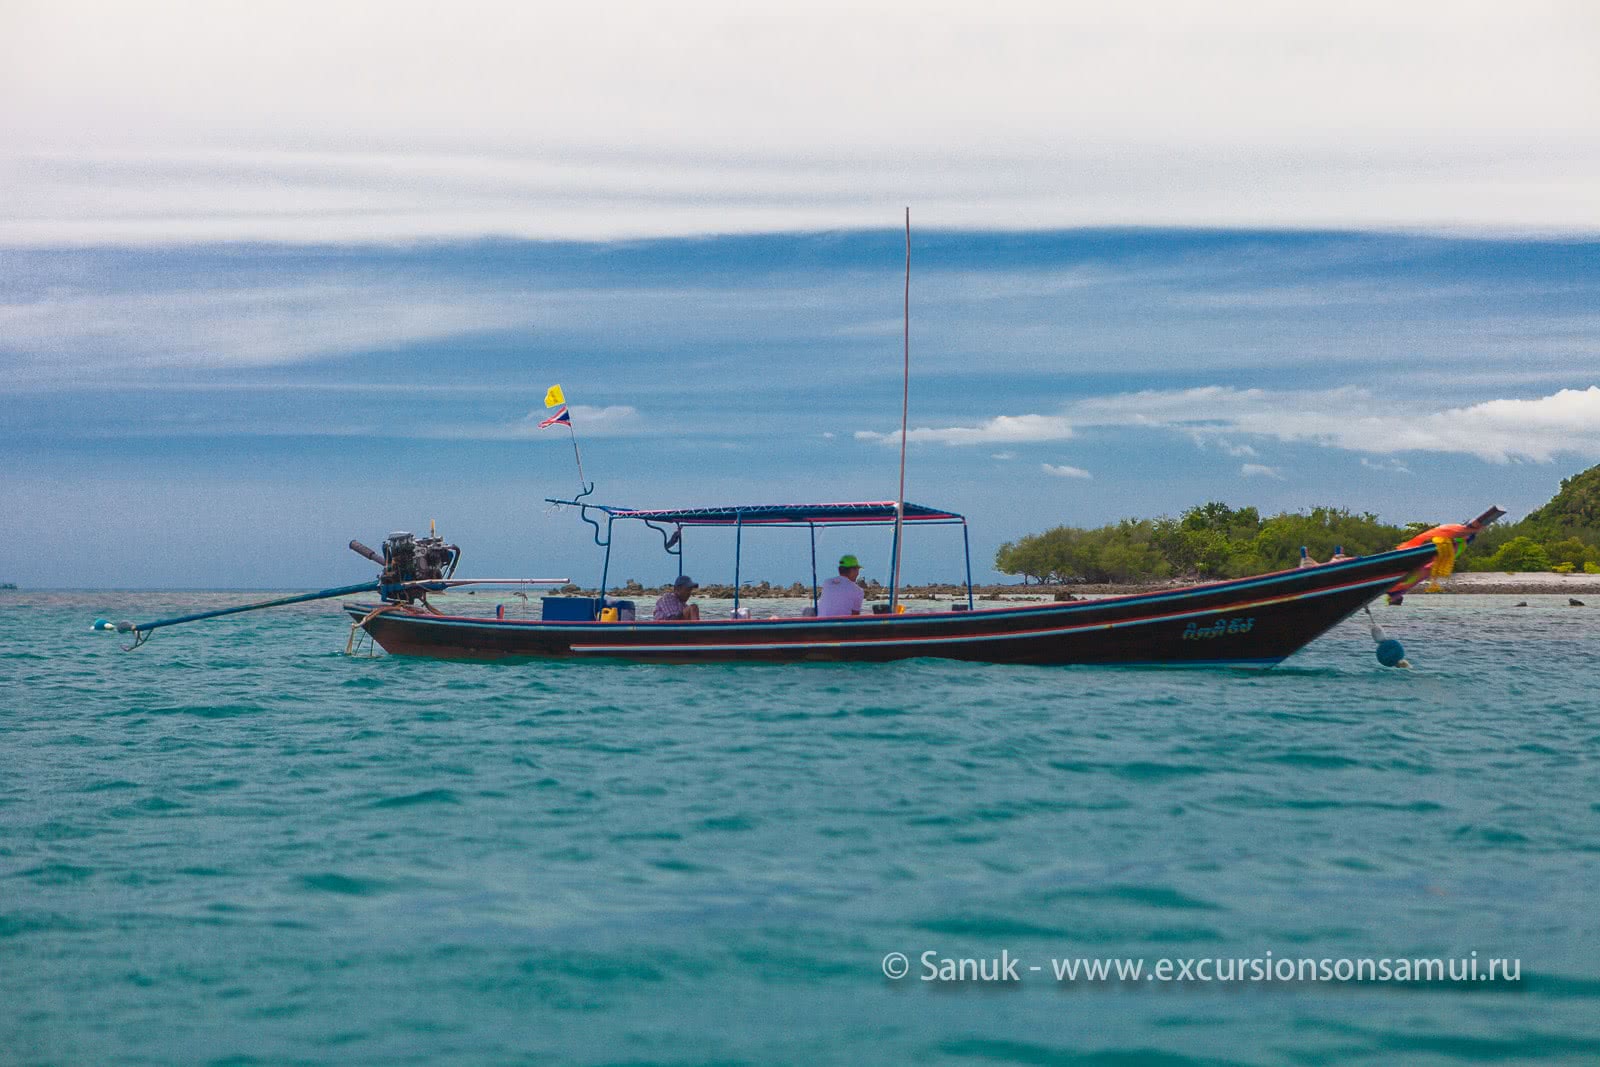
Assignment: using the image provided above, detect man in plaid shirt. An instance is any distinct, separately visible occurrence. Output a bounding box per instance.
[652,575,701,620]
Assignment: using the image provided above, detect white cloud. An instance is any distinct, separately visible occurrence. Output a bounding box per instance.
[1361,457,1413,475]
[1240,463,1285,480]
[856,414,1074,447]
[1189,432,1260,457]
[945,384,1600,465]
[0,271,901,387]
[857,384,1600,462]
[2,2,1597,244]
[0,282,546,383]
[1041,463,1092,479]
[991,452,1016,461]
[1070,386,1291,428]
[567,404,638,428]
[520,404,639,433]
[51,403,648,441]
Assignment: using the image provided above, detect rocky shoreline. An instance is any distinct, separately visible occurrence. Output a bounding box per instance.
[1417,573,1600,596]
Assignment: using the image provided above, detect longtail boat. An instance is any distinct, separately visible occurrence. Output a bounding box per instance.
[101,499,1502,667]
[332,501,1504,667]
[99,217,1502,667]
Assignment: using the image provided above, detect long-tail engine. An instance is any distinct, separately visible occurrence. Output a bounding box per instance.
[349,531,460,602]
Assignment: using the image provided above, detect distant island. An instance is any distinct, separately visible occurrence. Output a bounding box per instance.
[993,462,1600,584]
[0,583,16,590]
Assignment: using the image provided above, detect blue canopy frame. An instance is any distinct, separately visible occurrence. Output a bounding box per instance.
[545,498,976,612]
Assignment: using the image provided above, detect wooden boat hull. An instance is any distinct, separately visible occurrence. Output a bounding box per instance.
[345,545,1435,667]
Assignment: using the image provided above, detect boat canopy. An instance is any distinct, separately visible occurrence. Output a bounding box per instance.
[545,494,975,612]
[604,501,965,526]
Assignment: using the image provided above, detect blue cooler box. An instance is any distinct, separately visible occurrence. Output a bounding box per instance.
[541,596,600,622]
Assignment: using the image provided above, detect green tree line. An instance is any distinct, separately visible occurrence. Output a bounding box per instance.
[996,493,1600,584]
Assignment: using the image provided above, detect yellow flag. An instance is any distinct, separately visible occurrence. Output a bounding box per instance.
[544,384,565,408]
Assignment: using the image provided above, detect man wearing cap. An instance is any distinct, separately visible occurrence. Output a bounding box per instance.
[817,555,866,617]
[652,575,701,621]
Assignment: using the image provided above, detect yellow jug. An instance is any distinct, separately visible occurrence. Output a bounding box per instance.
[599,607,619,622]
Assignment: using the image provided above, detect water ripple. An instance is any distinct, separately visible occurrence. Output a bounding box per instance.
[2,591,1595,1065]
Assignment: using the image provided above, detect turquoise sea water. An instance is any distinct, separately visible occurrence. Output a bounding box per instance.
[3,591,1598,1065]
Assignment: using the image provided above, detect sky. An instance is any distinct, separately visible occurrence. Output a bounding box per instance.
[2,2,1598,588]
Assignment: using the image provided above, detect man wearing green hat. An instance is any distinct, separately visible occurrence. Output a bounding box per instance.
[817,554,866,616]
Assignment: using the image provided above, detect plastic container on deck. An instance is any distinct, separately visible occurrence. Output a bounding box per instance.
[542,596,600,622]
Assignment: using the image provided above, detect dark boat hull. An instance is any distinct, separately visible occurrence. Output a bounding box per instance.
[346,545,1435,667]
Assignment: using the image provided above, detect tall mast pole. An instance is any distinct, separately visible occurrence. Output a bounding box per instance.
[890,208,910,612]
[567,423,589,494]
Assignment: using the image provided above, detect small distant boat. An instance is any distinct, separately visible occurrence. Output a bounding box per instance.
[339,500,1495,668]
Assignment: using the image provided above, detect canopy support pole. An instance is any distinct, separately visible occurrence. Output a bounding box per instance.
[962,520,974,610]
[598,514,614,610]
[733,512,744,613]
[809,523,818,614]
[889,521,902,611]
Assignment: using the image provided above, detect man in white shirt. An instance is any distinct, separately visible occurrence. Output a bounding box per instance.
[817,554,866,616]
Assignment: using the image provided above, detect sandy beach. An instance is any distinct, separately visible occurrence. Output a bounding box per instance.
[1422,572,1600,596]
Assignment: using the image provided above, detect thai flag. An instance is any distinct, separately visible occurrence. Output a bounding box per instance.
[538,405,571,429]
